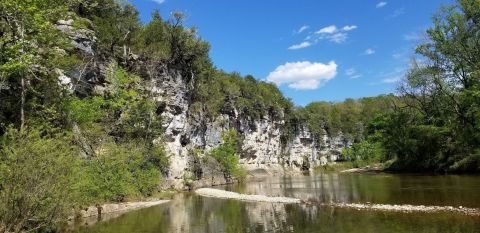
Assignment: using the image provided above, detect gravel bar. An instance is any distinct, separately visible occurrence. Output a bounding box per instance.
[195,188,480,216]
[195,188,302,204]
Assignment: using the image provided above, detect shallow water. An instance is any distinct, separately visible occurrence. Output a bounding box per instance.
[74,173,480,233]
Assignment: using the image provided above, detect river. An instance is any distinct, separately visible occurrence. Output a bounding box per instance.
[74,172,480,233]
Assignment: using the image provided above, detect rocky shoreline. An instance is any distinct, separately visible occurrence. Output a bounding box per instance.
[328,203,480,216]
[73,199,170,219]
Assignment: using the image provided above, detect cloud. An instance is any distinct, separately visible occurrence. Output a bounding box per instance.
[310,24,357,44]
[296,25,309,34]
[345,68,362,79]
[376,2,387,8]
[316,25,338,34]
[267,61,337,90]
[330,33,347,44]
[346,68,356,76]
[365,48,375,55]
[288,41,312,50]
[151,0,165,4]
[342,25,358,31]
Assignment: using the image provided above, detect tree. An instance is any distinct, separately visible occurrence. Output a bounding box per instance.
[0,0,72,132]
[385,0,480,171]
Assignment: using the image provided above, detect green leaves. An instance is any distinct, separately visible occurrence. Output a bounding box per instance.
[0,127,80,232]
[78,143,164,203]
[66,96,105,124]
[209,130,244,178]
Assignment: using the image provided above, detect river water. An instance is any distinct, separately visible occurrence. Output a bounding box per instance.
[74,173,480,233]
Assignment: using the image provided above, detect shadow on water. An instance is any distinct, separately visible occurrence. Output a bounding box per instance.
[74,173,480,233]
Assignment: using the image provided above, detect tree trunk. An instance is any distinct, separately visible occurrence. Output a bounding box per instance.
[20,75,25,131]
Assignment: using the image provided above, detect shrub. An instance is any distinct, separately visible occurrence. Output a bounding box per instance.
[0,127,80,232]
[78,142,167,203]
[209,130,245,179]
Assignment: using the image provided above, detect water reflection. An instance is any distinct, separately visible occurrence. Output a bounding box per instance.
[224,173,480,208]
[75,173,480,233]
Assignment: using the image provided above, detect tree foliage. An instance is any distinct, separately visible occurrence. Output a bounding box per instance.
[209,130,245,178]
[350,0,480,172]
[0,128,80,233]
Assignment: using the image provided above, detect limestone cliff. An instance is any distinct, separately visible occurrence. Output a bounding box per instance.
[57,18,351,189]
[151,67,351,188]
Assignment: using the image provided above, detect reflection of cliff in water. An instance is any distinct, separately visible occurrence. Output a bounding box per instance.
[74,174,480,233]
[222,173,363,204]
[222,173,480,208]
[165,194,294,233]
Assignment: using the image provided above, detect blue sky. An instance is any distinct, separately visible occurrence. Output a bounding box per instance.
[128,0,454,105]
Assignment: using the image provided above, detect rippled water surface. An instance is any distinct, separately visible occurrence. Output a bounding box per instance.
[75,173,480,233]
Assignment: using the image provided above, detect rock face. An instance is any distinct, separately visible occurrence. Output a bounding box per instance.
[59,18,352,189]
[151,68,352,189]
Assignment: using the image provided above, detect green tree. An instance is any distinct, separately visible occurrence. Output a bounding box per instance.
[209,130,245,178]
[0,0,73,132]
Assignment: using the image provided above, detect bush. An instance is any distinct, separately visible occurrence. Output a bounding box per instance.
[78,143,167,203]
[0,127,80,232]
[209,130,245,178]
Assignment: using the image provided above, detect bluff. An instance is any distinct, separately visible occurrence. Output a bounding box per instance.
[150,67,351,188]
[57,18,351,189]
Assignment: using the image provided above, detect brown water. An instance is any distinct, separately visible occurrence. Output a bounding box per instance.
[74,173,480,233]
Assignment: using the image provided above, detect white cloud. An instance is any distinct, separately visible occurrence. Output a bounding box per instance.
[151,0,165,4]
[376,2,387,8]
[297,25,309,34]
[346,68,356,76]
[310,24,357,44]
[342,25,358,31]
[316,25,337,34]
[288,41,312,50]
[345,68,362,79]
[267,61,337,90]
[365,48,375,55]
[330,33,347,44]
[288,79,322,90]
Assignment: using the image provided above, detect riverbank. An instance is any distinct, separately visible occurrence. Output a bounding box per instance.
[76,199,171,219]
[330,203,480,216]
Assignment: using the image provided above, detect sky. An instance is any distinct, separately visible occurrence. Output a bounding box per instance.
[128,0,454,105]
